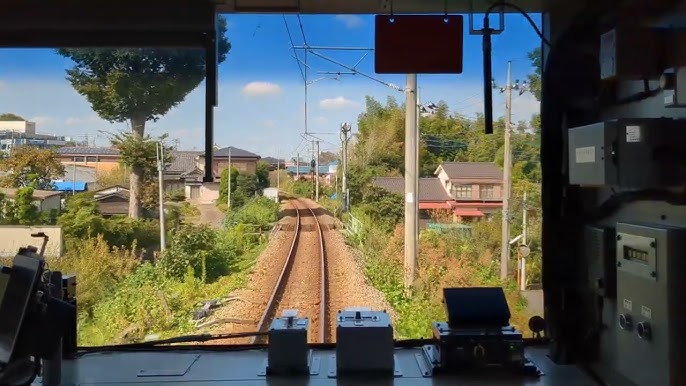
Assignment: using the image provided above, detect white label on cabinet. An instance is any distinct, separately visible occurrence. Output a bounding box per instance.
[623,298,633,311]
[575,146,596,163]
[626,126,642,142]
[641,305,652,319]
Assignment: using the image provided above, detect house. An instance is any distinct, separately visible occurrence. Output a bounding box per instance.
[285,161,338,186]
[372,177,453,226]
[92,185,129,217]
[372,162,504,223]
[166,151,203,192]
[198,146,261,178]
[0,187,62,213]
[434,162,504,218]
[57,147,121,175]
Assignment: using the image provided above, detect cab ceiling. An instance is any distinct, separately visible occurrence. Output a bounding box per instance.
[217,0,544,14]
[0,0,551,48]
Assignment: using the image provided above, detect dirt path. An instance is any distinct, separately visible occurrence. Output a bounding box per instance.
[190,202,225,228]
[202,198,394,344]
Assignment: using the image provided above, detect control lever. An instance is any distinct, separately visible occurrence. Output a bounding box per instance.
[30,233,49,258]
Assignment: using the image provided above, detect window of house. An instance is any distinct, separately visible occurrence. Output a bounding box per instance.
[86,156,97,163]
[480,185,495,199]
[73,156,85,162]
[453,185,471,199]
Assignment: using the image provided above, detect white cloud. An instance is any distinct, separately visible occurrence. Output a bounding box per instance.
[314,116,328,124]
[319,96,360,110]
[29,116,55,125]
[64,116,103,125]
[335,15,364,28]
[511,93,541,121]
[242,81,282,97]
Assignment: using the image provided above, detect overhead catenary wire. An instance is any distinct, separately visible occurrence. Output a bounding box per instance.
[282,15,306,83]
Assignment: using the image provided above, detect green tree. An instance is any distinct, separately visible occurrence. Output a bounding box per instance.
[58,17,231,218]
[0,147,65,189]
[57,192,105,238]
[219,166,239,206]
[109,131,173,211]
[526,47,542,101]
[318,151,339,165]
[0,113,26,121]
[359,186,404,231]
[4,187,45,225]
[255,160,270,190]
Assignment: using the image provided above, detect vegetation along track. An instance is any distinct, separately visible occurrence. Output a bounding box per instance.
[250,198,327,344]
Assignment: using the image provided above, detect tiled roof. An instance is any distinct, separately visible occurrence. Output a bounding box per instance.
[438,162,503,180]
[168,151,201,173]
[372,177,451,202]
[203,146,260,159]
[0,187,61,199]
[57,147,120,156]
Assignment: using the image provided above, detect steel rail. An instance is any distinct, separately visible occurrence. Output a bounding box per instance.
[250,199,301,344]
[305,204,327,343]
[250,198,328,344]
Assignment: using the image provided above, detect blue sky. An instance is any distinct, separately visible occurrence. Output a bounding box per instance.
[0,13,541,158]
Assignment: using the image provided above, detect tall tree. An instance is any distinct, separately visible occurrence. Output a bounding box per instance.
[109,131,173,212]
[0,147,65,189]
[255,160,270,190]
[526,47,542,101]
[0,113,26,121]
[58,17,231,218]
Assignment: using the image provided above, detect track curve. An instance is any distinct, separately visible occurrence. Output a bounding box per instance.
[251,198,327,343]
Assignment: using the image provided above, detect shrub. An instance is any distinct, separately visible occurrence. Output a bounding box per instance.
[47,235,140,317]
[157,224,232,282]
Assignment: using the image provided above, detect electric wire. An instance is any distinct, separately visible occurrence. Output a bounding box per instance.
[486,2,551,47]
[282,15,306,83]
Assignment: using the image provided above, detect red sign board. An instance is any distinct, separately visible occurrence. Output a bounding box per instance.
[374,14,464,74]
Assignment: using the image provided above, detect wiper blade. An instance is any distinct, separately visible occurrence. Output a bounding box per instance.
[79,331,268,351]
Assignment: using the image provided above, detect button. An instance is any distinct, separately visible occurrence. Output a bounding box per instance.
[619,314,633,330]
[637,322,652,340]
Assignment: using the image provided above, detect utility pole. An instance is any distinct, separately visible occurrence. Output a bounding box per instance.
[156,142,166,252]
[500,61,513,280]
[315,140,320,202]
[227,148,232,208]
[72,157,76,195]
[276,152,280,191]
[296,153,300,180]
[404,73,418,290]
[521,192,528,290]
[340,122,351,212]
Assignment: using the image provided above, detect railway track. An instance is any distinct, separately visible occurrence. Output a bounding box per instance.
[250,198,327,343]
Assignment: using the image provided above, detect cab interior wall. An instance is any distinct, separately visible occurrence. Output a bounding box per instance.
[542,0,686,379]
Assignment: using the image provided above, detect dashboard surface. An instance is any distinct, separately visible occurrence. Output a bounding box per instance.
[37,346,597,385]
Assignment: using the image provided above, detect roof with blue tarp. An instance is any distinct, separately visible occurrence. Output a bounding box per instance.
[52,181,87,191]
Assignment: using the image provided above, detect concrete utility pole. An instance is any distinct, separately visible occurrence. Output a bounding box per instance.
[500,61,513,280]
[521,191,528,290]
[404,73,418,289]
[156,142,166,252]
[315,140,320,202]
[72,158,76,195]
[340,122,352,212]
[227,147,232,209]
[276,152,280,191]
